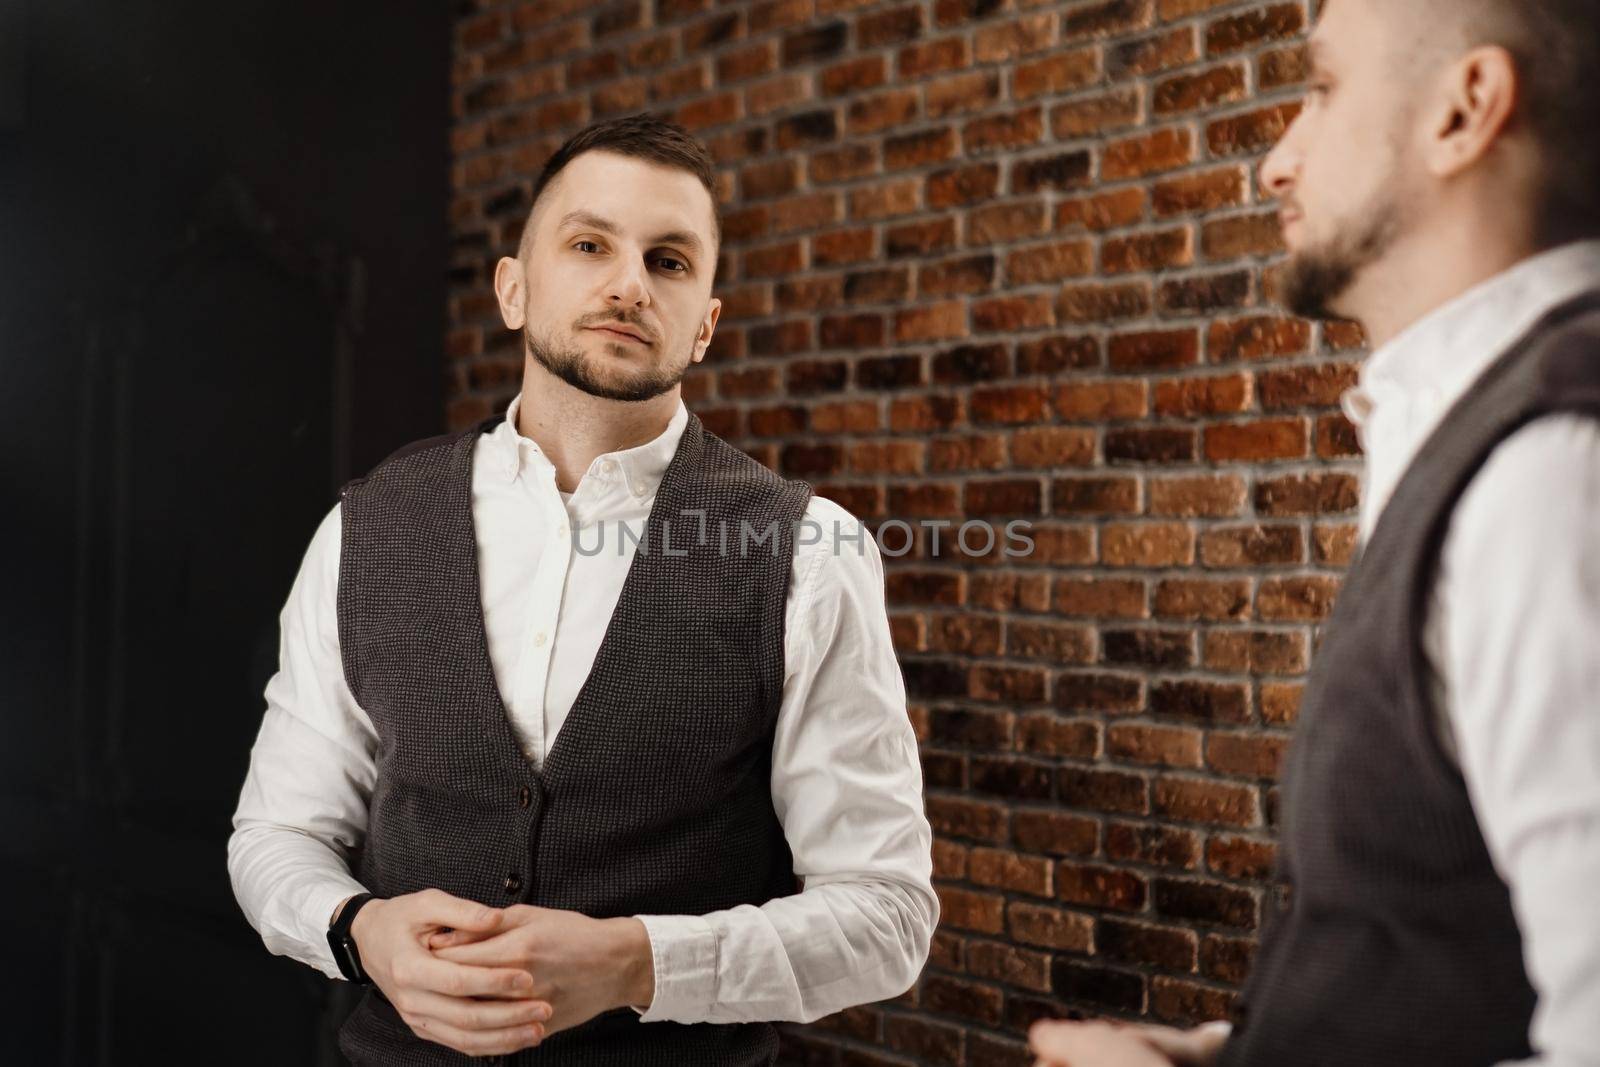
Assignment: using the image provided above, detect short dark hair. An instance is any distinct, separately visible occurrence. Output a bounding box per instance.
[1453,0,1600,240]
[520,112,722,262]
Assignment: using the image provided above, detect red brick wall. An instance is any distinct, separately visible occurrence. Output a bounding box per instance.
[446,1,1364,1063]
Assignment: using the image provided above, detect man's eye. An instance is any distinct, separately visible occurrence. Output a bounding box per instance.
[657,257,687,273]
[575,240,601,253]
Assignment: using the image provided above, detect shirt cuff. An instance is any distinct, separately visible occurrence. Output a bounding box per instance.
[304,877,373,980]
[631,913,718,1023]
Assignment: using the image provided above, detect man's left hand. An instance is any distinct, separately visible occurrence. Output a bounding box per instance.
[427,905,655,1036]
[1029,1018,1231,1067]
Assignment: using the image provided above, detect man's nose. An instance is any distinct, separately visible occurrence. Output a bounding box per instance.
[1258,130,1297,202]
[606,256,650,307]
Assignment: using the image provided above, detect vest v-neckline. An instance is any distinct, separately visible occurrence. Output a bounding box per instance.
[457,412,705,789]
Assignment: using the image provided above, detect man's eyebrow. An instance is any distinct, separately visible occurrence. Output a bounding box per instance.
[556,210,705,259]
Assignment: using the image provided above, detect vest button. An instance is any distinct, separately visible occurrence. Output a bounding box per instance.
[503,873,521,895]
[518,785,532,809]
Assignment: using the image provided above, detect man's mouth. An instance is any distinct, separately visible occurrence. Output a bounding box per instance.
[589,326,650,345]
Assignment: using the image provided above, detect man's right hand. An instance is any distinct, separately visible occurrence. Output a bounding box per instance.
[345,888,553,1057]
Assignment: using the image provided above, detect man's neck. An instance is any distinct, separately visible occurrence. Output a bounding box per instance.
[1341,223,1541,350]
[515,363,679,493]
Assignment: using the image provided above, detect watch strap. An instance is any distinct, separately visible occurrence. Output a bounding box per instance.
[327,892,377,985]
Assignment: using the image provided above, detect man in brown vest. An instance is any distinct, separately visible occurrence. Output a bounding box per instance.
[229,114,937,1065]
[1031,1,1600,1064]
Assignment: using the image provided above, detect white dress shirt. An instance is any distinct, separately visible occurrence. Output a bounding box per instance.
[1340,239,1600,1067]
[227,392,938,1025]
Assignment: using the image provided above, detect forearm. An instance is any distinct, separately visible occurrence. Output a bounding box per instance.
[227,822,370,980]
[635,876,936,1025]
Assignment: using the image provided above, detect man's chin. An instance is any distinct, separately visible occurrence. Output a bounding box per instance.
[1277,250,1354,321]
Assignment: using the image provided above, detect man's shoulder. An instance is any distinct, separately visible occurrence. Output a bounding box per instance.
[340,418,494,497]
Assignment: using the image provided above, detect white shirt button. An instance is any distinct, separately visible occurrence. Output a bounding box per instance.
[633,483,648,497]
[600,460,615,475]
[557,523,568,537]
[533,631,548,647]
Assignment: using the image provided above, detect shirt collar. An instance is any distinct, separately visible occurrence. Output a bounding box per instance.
[493,392,690,500]
[1342,238,1600,432]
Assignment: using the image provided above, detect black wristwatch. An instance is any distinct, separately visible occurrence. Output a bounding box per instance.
[327,892,378,985]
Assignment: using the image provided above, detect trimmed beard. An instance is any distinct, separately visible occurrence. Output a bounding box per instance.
[1278,191,1404,321]
[523,324,687,403]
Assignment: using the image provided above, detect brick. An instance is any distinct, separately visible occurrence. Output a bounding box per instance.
[927,795,1009,843]
[1151,976,1235,1025]
[1105,427,1198,465]
[1060,184,1147,231]
[1103,128,1195,183]
[1011,620,1100,662]
[971,385,1051,425]
[1158,269,1251,313]
[1261,682,1303,725]
[922,972,1004,1026]
[1098,917,1199,971]
[1056,380,1149,421]
[1052,961,1148,1013]
[934,883,1004,934]
[1155,64,1247,115]
[1206,835,1277,881]
[1057,281,1154,323]
[1109,328,1201,370]
[1005,239,1095,285]
[1207,101,1301,157]
[1053,476,1142,515]
[1018,712,1102,758]
[1203,630,1307,675]
[1257,575,1342,621]
[1201,933,1256,984]
[1258,361,1361,409]
[886,1014,965,1063]
[970,847,1053,897]
[1012,48,1102,100]
[1153,877,1259,929]
[1051,88,1143,139]
[1152,166,1247,215]
[1153,577,1251,622]
[1012,809,1101,857]
[1148,475,1247,518]
[930,614,1003,656]
[1150,680,1250,723]
[1206,3,1306,55]
[1056,862,1149,911]
[1199,524,1304,567]
[966,940,1053,993]
[1018,334,1102,374]
[1108,723,1204,768]
[930,340,1007,382]
[1205,418,1309,462]
[1153,776,1259,826]
[1103,227,1194,273]
[1102,523,1196,567]
[897,37,969,79]
[1103,628,1196,670]
[1153,372,1253,417]
[1011,425,1100,467]
[1208,316,1313,362]
[1105,821,1202,869]
[1255,472,1360,516]
[1108,26,1198,78]
[1007,901,1094,951]
[1058,767,1150,815]
[1053,578,1148,619]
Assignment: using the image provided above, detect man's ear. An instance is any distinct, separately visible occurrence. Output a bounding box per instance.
[493,256,526,329]
[691,297,721,365]
[1426,45,1519,180]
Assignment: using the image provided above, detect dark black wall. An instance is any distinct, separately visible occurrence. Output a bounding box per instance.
[1,1,450,1061]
